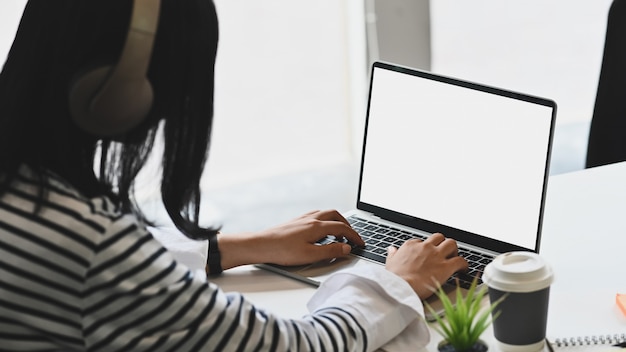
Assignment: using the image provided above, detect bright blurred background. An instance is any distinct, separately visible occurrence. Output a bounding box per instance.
[0,0,614,232]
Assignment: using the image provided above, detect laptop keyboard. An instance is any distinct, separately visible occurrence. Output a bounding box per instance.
[334,215,494,289]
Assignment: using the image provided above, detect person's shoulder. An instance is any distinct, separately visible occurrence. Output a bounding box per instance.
[13,165,143,240]
[1,166,151,266]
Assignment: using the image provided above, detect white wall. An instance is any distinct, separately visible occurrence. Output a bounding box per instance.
[0,1,359,192]
[1,1,615,183]
[431,0,612,126]
[369,0,613,173]
[0,1,27,65]
[205,0,356,189]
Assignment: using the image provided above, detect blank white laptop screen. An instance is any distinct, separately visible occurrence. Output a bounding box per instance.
[359,65,555,250]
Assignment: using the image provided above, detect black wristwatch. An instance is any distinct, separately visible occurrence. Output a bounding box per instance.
[208,233,223,276]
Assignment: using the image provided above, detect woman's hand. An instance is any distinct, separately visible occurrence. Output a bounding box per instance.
[385,233,468,300]
[217,210,365,270]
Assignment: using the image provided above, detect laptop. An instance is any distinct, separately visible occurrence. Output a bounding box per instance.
[258,61,557,321]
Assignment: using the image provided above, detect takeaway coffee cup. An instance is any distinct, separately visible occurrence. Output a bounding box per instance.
[482,251,554,352]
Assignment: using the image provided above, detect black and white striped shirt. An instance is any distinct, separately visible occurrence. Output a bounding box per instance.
[0,167,428,351]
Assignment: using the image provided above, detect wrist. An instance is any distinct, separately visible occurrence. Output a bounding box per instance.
[216,232,266,270]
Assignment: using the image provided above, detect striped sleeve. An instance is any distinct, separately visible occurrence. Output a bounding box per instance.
[0,173,106,350]
[1,170,429,351]
[82,218,379,351]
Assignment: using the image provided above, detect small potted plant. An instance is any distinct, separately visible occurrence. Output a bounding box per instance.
[425,278,505,352]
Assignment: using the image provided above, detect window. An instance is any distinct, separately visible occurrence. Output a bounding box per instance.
[429,0,613,174]
[1,1,615,232]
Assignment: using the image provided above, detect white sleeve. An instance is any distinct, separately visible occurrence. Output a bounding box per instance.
[307,265,431,351]
[148,226,208,277]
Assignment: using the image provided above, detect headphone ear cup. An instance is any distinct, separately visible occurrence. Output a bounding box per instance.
[69,65,154,136]
[69,0,160,137]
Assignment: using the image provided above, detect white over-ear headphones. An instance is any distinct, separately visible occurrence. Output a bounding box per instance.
[69,0,161,137]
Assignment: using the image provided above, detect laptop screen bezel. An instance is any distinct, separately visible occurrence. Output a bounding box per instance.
[355,61,557,254]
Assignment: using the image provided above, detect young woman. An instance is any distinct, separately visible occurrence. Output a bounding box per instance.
[0,1,467,350]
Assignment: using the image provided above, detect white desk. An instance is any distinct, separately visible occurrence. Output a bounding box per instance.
[541,162,626,344]
[210,162,626,351]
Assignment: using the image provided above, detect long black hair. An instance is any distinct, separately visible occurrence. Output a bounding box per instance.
[0,0,220,240]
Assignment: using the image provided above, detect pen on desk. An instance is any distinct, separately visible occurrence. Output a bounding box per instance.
[613,341,626,348]
[545,338,555,352]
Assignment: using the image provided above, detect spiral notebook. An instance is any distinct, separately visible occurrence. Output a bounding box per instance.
[545,287,626,351]
[547,334,626,350]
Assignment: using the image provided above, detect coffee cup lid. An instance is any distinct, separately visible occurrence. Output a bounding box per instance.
[482,251,554,293]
